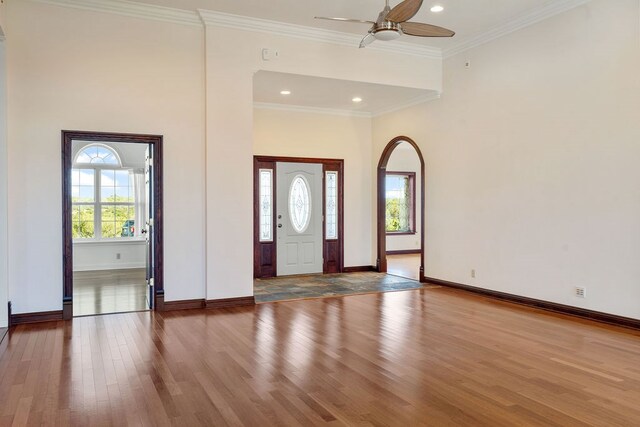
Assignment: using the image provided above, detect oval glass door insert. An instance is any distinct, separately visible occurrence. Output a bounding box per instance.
[289,175,311,233]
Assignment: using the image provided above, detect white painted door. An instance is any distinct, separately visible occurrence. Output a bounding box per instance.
[144,146,154,309]
[276,162,323,276]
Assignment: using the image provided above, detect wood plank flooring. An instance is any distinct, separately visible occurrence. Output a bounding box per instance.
[73,269,148,317]
[1,286,640,426]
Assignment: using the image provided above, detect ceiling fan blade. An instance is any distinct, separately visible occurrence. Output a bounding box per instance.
[315,17,375,24]
[359,33,376,49]
[401,22,455,37]
[386,0,423,23]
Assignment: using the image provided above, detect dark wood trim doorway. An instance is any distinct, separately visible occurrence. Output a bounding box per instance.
[377,136,426,282]
[62,130,164,320]
[253,155,344,278]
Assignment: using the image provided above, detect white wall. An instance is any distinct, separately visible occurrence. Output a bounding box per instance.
[6,0,206,312]
[0,21,8,328]
[385,143,422,252]
[73,241,145,271]
[253,108,373,267]
[374,0,640,319]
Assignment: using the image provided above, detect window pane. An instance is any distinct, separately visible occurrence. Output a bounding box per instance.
[115,186,130,202]
[72,206,95,239]
[259,169,273,242]
[76,144,120,165]
[385,174,412,233]
[102,205,135,238]
[72,169,94,203]
[326,171,338,239]
[289,175,311,234]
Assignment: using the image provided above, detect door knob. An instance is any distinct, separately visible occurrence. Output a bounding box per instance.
[278,224,283,228]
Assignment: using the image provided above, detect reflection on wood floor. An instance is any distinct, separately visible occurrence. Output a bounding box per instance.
[0,328,6,345]
[2,288,640,425]
[387,253,421,280]
[73,268,148,317]
[255,272,426,303]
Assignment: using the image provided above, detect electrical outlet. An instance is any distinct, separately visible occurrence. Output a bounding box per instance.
[575,287,586,298]
[471,269,476,278]
[116,253,121,260]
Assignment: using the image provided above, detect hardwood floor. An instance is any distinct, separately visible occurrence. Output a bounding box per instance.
[1,286,640,425]
[0,328,6,345]
[387,253,420,280]
[73,269,148,317]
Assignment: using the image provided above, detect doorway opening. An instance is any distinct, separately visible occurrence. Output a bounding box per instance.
[253,156,344,279]
[62,131,163,319]
[377,136,425,282]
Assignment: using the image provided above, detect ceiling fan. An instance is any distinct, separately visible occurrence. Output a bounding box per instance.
[315,0,455,48]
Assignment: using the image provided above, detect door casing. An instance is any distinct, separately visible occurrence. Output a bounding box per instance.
[253,156,344,278]
[61,130,164,319]
[377,136,426,282]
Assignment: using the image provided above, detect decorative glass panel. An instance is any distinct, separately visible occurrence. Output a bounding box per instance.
[325,171,338,239]
[259,169,273,242]
[75,144,121,165]
[289,175,311,233]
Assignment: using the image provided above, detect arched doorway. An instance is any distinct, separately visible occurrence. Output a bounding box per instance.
[377,136,425,282]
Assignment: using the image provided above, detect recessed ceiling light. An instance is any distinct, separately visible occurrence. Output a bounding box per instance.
[352,97,363,103]
[280,90,291,95]
[430,5,444,13]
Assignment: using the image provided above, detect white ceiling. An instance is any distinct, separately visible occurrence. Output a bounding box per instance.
[253,71,437,115]
[130,0,557,48]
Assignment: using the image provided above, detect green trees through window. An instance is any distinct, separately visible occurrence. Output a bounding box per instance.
[385,172,415,233]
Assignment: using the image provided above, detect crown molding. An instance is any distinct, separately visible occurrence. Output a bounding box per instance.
[443,0,593,58]
[31,0,202,26]
[254,102,372,118]
[371,92,441,117]
[198,10,442,60]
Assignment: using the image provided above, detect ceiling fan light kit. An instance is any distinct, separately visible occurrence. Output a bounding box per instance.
[315,0,454,49]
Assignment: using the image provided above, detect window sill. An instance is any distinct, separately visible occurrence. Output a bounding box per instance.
[73,238,146,245]
[386,231,416,236]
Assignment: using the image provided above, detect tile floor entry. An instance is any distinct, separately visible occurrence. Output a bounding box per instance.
[255,272,427,303]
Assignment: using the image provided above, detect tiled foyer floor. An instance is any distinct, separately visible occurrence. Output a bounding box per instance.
[254,271,427,303]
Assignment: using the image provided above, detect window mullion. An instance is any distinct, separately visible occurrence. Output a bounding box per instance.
[96,169,101,239]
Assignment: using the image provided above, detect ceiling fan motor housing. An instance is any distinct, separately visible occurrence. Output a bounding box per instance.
[373,21,403,41]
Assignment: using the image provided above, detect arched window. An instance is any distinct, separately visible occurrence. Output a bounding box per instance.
[74,144,122,166]
[71,144,137,240]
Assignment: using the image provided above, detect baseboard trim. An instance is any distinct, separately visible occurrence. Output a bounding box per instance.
[424,277,640,331]
[205,296,255,309]
[386,249,421,255]
[162,298,205,311]
[343,265,377,273]
[10,310,64,326]
[7,302,12,328]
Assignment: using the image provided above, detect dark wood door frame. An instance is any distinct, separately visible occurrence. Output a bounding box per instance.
[62,130,164,319]
[253,155,344,278]
[377,136,426,282]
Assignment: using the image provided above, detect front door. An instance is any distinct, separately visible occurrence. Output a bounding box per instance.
[276,162,323,276]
